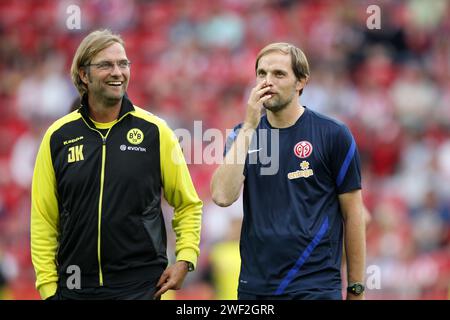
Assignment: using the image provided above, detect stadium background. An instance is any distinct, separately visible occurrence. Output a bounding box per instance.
[0,0,449,300]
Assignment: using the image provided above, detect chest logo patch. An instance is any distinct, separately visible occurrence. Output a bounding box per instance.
[294,141,313,158]
[127,128,144,145]
[288,161,314,180]
[68,145,84,163]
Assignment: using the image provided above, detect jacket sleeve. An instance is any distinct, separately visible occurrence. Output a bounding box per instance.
[159,123,202,270]
[31,129,59,299]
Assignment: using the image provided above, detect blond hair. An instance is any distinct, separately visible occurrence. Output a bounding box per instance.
[255,42,310,95]
[70,29,125,96]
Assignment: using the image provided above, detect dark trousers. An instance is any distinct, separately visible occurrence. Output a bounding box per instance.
[50,280,159,300]
[238,290,342,300]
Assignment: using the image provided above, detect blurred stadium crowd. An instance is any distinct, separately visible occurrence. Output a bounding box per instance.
[0,0,449,299]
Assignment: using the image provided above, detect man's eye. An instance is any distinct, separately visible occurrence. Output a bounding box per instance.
[118,61,129,68]
[99,62,112,69]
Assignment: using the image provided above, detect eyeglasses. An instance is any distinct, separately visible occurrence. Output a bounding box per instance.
[85,60,131,71]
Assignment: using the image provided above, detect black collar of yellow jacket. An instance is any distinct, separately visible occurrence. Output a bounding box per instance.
[78,93,135,127]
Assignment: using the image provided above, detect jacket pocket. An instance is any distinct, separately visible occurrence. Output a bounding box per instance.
[57,208,75,269]
[140,202,167,257]
[60,209,72,234]
[58,209,72,253]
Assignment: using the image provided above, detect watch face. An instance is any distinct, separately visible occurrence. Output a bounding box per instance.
[354,284,363,294]
[348,283,364,295]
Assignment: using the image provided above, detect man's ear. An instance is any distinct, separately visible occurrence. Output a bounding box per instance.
[79,68,89,85]
[296,76,308,92]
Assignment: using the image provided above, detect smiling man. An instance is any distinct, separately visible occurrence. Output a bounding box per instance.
[31,29,202,300]
[211,42,366,300]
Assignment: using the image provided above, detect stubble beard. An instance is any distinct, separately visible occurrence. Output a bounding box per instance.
[101,93,124,107]
[87,72,128,108]
[263,94,292,113]
[88,76,127,107]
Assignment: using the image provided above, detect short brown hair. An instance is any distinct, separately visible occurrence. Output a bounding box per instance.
[255,42,310,95]
[70,29,125,96]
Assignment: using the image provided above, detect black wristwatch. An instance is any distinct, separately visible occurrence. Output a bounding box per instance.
[347,282,365,296]
[182,260,194,272]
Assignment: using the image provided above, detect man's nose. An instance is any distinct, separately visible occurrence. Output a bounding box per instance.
[264,74,274,85]
[110,63,122,75]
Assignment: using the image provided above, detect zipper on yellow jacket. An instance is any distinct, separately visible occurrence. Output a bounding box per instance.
[97,136,106,286]
[81,112,130,286]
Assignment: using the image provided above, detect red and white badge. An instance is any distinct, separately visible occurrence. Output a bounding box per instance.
[294,141,313,158]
